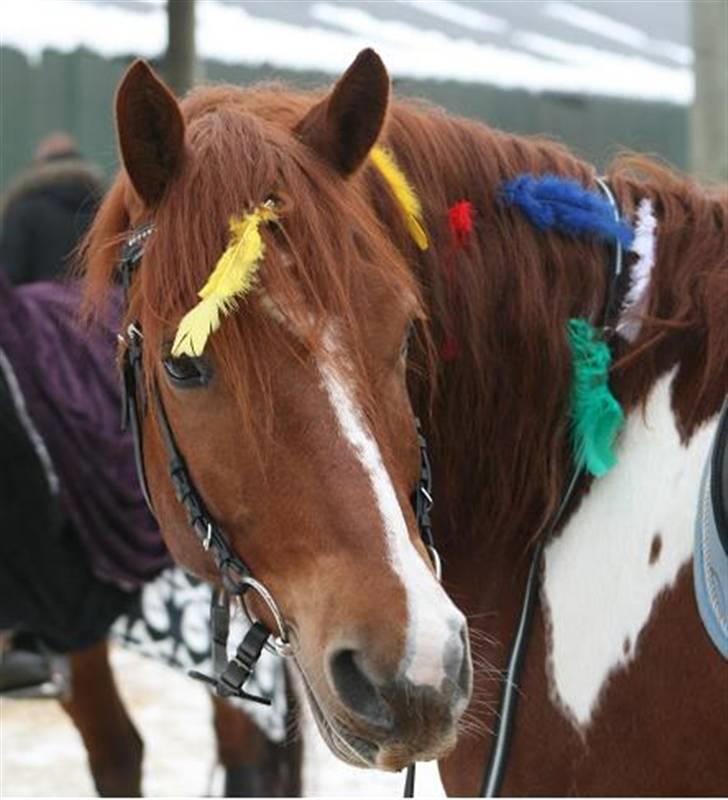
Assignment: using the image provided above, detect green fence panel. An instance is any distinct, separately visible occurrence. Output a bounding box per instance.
[1,46,687,193]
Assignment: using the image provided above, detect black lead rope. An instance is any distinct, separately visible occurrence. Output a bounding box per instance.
[404,469,583,799]
[404,762,416,798]
[479,468,582,797]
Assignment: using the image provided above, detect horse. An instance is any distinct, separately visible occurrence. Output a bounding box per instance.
[0,273,301,797]
[82,49,728,795]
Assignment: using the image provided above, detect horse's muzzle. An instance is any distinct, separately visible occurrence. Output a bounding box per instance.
[324,620,472,769]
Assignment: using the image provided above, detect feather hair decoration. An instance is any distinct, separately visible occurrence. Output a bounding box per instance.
[370,146,429,250]
[171,203,278,358]
[500,174,634,248]
[567,318,624,478]
[448,200,474,249]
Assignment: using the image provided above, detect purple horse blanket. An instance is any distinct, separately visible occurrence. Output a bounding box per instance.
[0,272,169,589]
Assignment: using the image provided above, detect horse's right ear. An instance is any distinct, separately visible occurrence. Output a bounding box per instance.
[296,49,390,177]
[115,60,185,207]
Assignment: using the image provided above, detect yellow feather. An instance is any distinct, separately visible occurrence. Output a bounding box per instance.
[370,146,429,250]
[171,204,277,357]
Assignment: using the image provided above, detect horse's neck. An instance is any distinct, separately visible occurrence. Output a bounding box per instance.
[380,108,727,546]
[381,107,605,548]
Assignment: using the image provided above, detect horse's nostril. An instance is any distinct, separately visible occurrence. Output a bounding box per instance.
[328,648,393,729]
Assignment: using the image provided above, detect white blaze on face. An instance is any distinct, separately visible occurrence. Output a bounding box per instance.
[318,333,463,689]
[543,370,718,730]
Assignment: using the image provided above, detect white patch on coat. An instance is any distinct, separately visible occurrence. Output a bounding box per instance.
[543,370,717,729]
[617,197,657,342]
[318,332,464,689]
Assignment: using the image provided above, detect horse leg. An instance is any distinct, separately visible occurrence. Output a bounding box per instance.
[212,668,302,797]
[212,693,268,797]
[60,639,143,796]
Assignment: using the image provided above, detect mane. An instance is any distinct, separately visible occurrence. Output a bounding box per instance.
[83,80,728,546]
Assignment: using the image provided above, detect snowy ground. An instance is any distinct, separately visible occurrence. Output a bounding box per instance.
[0,646,446,797]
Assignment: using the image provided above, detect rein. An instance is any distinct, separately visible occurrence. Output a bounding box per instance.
[115,226,439,705]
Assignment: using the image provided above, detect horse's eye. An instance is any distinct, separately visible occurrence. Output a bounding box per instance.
[162,354,211,388]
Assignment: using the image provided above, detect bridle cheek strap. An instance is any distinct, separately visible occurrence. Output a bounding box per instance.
[118,227,287,704]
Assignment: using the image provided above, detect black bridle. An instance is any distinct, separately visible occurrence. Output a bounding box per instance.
[116,224,438,706]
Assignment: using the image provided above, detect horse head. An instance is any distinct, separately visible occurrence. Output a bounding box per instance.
[91,51,472,770]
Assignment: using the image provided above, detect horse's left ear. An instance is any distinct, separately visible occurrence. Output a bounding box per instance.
[115,59,185,207]
[296,49,390,177]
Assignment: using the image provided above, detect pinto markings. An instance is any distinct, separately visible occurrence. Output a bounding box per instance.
[543,370,717,729]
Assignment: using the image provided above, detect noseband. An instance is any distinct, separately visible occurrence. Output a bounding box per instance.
[116,225,439,705]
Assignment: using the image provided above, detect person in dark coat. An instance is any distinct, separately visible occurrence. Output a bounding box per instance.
[0,132,105,285]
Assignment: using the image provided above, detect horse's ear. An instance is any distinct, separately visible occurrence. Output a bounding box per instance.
[115,59,185,207]
[296,49,389,177]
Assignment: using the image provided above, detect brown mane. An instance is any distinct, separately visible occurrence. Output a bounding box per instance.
[83,80,728,546]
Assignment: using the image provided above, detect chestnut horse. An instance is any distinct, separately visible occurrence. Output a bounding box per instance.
[84,50,727,795]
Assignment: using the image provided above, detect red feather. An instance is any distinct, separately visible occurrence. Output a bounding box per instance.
[441,200,475,360]
[448,200,474,248]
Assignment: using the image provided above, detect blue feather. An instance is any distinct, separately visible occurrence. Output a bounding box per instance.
[500,174,634,248]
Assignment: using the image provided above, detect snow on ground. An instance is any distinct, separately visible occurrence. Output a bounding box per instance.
[0,645,446,797]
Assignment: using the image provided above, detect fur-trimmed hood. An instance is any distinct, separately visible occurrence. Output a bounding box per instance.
[1,157,106,216]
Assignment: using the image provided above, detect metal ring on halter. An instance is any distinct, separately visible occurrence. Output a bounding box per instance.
[239,575,295,657]
[427,545,442,582]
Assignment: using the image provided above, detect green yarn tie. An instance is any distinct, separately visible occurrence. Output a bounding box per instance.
[567,318,624,477]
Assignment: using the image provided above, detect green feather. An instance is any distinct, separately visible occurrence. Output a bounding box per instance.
[567,318,624,477]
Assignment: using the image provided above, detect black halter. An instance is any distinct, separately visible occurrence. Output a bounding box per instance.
[115,225,438,706]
